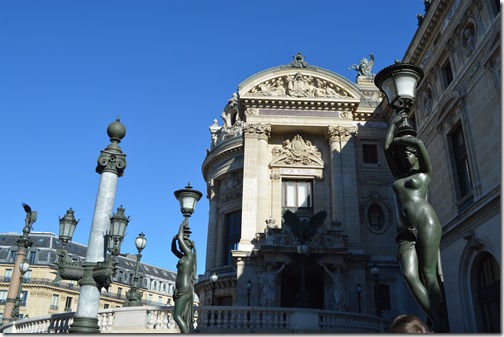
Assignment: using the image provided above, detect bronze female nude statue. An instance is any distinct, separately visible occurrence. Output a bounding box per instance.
[384,111,443,332]
[171,218,197,333]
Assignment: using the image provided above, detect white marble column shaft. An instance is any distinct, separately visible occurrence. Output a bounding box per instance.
[75,171,118,319]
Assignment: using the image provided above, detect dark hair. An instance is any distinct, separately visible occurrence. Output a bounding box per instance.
[389,314,431,333]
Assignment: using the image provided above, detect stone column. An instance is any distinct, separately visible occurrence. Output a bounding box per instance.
[327,126,360,240]
[205,180,219,270]
[256,124,271,234]
[240,123,270,251]
[70,117,127,333]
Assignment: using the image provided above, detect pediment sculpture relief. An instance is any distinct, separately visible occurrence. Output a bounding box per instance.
[247,73,350,98]
[270,135,324,167]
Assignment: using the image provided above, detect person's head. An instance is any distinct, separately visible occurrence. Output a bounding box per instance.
[389,314,431,333]
[396,144,419,170]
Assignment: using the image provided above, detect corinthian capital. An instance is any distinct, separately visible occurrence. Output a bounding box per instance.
[243,123,271,140]
[327,125,358,142]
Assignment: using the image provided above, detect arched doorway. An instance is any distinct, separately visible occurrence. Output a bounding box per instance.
[472,252,500,332]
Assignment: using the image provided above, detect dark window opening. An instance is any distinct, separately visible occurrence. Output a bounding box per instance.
[64,296,73,311]
[442,61,454,88]
[223,211,241,266]
[377,284,391,311]
[451,126,472,200]
[475,253,500,332]
[363,144,379,164]
[29,251,36,264]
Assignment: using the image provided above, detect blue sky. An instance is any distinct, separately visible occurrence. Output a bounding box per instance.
[0,0,425,276]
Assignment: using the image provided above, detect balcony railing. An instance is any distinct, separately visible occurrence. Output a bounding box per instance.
[0,305,383,333]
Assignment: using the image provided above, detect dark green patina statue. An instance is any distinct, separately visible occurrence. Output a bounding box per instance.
[171,218,197,333]
[384,111,444,332]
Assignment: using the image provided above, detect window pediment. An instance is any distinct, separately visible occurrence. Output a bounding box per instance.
[270,135,324,168]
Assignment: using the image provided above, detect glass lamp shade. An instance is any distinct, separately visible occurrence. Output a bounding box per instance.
[374,62,424,109]
[174,183,203,217]
[297,244,309,255]
[110,205,130,240]
[356,283,362,295]
[246,280,252,291]
[135,232,147,251]
[371,264,380,278]
[58,208,79,242]
[19,261,30,274]
[210,272,219,284]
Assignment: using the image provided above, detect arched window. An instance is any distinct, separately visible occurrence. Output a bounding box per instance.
[474,253,500,332]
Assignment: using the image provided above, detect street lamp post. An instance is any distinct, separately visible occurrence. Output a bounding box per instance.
[371,264,381,318]
[210,272,218,306]
[124,232,147,307]
[55,117,128,333]
[246,280,252,306]
[56,205,129,331]
[296,243,310,308]
[246,280,252,324]
[2,203,36,325]
[11,260,30,320]
[356,283,362,314]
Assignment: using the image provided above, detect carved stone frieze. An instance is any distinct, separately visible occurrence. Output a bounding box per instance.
[245,73,351,99]
[270,134,323,168]
[327,125,358,142]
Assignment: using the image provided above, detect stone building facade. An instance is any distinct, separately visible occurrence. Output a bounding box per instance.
[0,231,178,321]
[401,0,500,333]
[197,0,500,332]
[197,53,423,324]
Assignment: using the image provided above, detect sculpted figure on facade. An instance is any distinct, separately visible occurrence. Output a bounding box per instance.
[221,92,240,127]
[287,72,313,97]
[260,262,288,307]
[349,53,375,78]
[281,52,316,69]
[462,24,475,56]
[320,264,348,311]
[209,93,244,149]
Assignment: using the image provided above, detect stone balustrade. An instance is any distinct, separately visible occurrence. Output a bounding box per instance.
[0,305,382,333]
